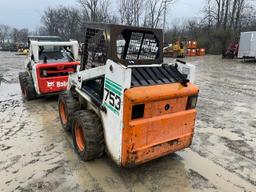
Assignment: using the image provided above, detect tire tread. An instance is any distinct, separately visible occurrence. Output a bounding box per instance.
[72,110,105,161]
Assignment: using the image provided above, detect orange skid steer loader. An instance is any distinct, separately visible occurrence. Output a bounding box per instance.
[58,23,199,167]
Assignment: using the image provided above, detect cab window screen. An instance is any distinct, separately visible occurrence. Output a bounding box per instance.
[117,30,159,61]
[81,29,106,70]
[39,46,74,63]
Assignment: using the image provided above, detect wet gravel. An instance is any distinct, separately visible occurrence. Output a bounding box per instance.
[0,51,255,192]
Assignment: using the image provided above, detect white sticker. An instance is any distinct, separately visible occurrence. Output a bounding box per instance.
[46,81,68,88]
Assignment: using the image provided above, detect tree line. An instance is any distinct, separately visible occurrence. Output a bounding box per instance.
[37,0,174,41]
[0,25,29,47]
[165,0,256,53]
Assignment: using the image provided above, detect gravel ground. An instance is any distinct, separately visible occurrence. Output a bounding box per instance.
[0,51,255,192]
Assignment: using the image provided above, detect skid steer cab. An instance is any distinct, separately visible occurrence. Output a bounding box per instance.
[19,36,80,100]
[58,23,199,167]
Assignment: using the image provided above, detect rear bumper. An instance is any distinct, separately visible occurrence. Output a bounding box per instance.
[122,110,196,167]
[121,83,199,167]
[37,76,69,94]
[36,62,79,94]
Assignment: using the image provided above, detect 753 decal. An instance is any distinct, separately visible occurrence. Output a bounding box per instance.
[104,88,121,111]
[103,78,123,116]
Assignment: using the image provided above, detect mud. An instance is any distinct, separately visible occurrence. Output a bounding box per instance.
[0,51,255,192]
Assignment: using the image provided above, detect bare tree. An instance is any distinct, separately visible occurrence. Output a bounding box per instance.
[41,8,59,35]
[78,0,113,22]
[230,0,238,28]
[17,29,29,43]
[118,0,175,28]
[133,0,144,26]
[241,6,256,31]
[32,27,48,36]
[78,0,98,21]
[144,0,174,28]
[41,6,81,40]
[165,0,256,54]
[234,0,246,31]
[205,0,252,32]
[223,0,230,29]
[0,25,11,45]
[163,0,174,31]
[118,0,144,26]
[11,28,19,44]
[119,0,132,25]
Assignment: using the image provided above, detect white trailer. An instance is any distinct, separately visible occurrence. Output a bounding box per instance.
[238,31,256,59]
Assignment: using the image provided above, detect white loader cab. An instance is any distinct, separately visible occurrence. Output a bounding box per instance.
[18,36,80,100]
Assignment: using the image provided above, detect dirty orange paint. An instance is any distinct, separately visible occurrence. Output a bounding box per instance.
[121,83,199,167]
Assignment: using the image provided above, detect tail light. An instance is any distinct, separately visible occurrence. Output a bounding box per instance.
[187,95,198,110]
[39,67,76,78]
[42,69,48,77]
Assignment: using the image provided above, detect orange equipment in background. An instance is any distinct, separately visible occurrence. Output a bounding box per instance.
[197,48,206,56]
[186,40,206,56]
[187,49,197,56]
[187,41,197,49]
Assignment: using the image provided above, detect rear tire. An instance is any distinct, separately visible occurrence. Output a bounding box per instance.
[72,110,104,161]
[19,71,36,100]
[19,72,27,97]
[59,91,80,132]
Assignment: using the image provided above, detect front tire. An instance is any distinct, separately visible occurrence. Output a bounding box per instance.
[72,110,104,161]
[58,91,80,132]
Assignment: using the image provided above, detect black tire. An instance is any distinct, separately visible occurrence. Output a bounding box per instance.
[19,71,36,100]
[58,91,80,132]
[72,110,104,161]
[19,72,27,96]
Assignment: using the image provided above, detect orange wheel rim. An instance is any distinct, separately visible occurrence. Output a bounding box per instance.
[74,121,85,151]
[59,101,67,125]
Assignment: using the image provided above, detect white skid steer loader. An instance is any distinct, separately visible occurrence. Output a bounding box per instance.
[19,36,80,100]
[58,23,199,167]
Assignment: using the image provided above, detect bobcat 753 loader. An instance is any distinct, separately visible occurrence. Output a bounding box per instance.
[58,23,199,167]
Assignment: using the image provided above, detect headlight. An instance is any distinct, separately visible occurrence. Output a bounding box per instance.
[187,95,198,109]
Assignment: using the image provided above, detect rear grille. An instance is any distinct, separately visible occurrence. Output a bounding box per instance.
[131,65,183,87]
